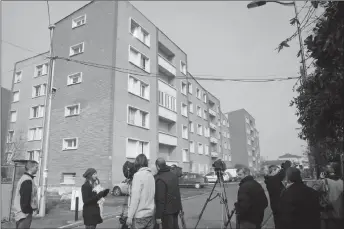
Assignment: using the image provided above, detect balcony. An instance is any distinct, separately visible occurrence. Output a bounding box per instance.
[210,137,218,144]
[208,108,216,117]
[209,122,217,130]
[159,106,177,122]
[211,152,218,158]
[159,132,177,146]
[158,55,176,77]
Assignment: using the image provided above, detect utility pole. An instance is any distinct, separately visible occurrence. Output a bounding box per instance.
[38,24,55,217]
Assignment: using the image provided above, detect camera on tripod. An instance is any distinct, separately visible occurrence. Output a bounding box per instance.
[212,158,227,173]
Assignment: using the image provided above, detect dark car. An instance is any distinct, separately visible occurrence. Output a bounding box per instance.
[179,172,207,189]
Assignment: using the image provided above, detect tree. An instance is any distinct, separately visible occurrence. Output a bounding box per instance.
[290,2,344,164]
[5,130,27,164]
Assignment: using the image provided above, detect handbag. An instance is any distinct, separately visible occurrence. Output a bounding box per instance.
[319,178,333,211]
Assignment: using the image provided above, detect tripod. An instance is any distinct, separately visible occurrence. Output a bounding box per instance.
[194,170,236,229]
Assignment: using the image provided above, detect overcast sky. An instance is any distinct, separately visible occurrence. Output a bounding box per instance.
[2,1,313,160]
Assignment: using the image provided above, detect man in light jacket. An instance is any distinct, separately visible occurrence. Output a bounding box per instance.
[12,160,39,229]
[127,154,155,229]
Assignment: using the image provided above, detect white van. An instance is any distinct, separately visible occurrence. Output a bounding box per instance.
[225,169,238,182]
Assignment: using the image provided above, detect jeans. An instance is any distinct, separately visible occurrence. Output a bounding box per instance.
[132,216,155,229]
[16,214,32,229]
[85,225,97,229]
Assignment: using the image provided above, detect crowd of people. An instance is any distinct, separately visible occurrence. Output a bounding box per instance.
[12,157,343,229]
[234,160,343,229]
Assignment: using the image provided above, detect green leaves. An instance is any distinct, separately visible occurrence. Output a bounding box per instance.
[290,17,300,26]
[276,40,290,52]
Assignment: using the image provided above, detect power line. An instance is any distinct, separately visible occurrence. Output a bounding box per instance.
[1,40,39,54]
[51,56,298,83]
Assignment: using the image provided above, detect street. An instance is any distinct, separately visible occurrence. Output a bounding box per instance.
[81,182,273,229]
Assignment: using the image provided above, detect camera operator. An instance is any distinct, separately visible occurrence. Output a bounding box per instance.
[154,158,182,229]
[235,167,268,229]
[263,160,291,229]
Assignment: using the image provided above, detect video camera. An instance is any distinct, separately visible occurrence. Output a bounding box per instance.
[212,159,227,172]
[122,161,136,180]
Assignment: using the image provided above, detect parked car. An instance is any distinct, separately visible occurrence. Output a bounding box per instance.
[205,171,230,183]
[179,172,207,189]
[112,179,130,196]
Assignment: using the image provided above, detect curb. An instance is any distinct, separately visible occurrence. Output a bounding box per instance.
[58,191,212,229]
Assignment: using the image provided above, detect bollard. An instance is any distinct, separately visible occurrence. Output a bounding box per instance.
[75,197,79,221]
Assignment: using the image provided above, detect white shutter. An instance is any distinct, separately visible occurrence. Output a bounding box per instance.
[39,106,45,117]
[182,149,188,162]
[143,142,149,159]
[28,129,34,141]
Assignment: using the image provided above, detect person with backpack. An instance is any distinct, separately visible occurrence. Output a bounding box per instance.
[312,162,343,229]
[155,158,182,229]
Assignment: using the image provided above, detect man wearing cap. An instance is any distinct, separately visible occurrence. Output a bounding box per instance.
[12,160,39,229]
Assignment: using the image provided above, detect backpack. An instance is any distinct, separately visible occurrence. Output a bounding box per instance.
[319,178,333,211]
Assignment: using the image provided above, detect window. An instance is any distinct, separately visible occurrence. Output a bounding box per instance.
[247,139,251,145]
[224,142,227,150]
[35,63,48,77]
[7,131,14,143]
[228,142,231,150]
[181,82,187,95]
[218,145,222,152]
[63,138,78,150]
[128,106,149,129]
[158,91,176,112]
[13,91,20,102]
[10,111,17,122]
[197,124,203,136]
[30,105,44,119]
[180,61,187,75]
[130,18,150,47]
[196,88,201,99]
[72,15,86,28]
[189,102,193,113]
[61,173,76,185]
[126,138,150,159]
[128,75,150,100]
[129,46,150,72]
[32,84,46,98]
[203,93,207,103]
[249,162,253,167]
[27,150,40,162]
[188,82,193,94]
[205,145,209,155]
[198,143,203,154]
[181,103,188,117]
[204,127,210,137]
[203,110,207,120]
[67,72,82,85]
[69,42,85,56]
[182,149,188,162]
[196,106,202,117]
[190,141,195,153]
[65,104,81,117]
[28,127,43,141]
[182,125,188,139]
[189,121,194,133]
[14,71,22,83]
[245,117,250,124]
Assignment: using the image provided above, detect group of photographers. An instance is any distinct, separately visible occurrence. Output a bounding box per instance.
[235,160,343,229]
[80,154,182,229]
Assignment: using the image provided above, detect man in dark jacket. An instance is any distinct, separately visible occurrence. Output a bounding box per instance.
[235,167,268,229]
[263,161,291,229]
[278,167,321,229]
[155,158,182,229]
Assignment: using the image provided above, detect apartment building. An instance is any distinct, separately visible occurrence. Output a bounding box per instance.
[219,111,232,168]
[1,87,12,163]
[225,109,261,172]
[4,53,49,166]
[5,1,239,191]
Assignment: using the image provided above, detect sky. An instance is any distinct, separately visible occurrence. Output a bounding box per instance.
[2,1,314,160]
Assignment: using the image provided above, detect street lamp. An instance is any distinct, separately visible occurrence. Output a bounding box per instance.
[247,0,307,81]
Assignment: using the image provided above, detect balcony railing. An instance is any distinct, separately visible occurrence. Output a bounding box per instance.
[208,108,216,117]
[158,132,177,146]
[158,54,176,76]
[210,137,218,144]
[159,106,177,122]
[209,122,217,130]
[211,152,218,158]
